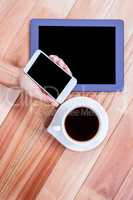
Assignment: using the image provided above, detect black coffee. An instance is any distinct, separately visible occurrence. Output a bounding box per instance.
[65,107,99,141]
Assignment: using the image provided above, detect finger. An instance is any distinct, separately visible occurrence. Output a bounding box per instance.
[49,55,59,64]
[50,55,65,67]
[49,55,72,75]
[57,60,72,75]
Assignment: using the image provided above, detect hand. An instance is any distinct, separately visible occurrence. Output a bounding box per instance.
[19,55,72,106]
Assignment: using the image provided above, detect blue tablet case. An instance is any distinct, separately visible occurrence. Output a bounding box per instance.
[30,19,124,92]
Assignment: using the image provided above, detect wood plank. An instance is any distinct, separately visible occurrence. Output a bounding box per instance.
[74,35,133,199]
[36,35,133,200]
[43,0,77,17]
[68,0,132,42]
[0,59,20,125]
[0,0,37,59]
[0,94,29,159]
[37,58,133,200]
[0,87,20,125]
[37,1,133,199]
[0,0,39,127]
[0,1,78,198]
[0,0,133,199]
[0,0,82,130]
[0,101,63,199]
[68,0,110,18]
[75,100,133,199]
[5,0,77,67]
[75,187,106,200]
[114,167,133,200]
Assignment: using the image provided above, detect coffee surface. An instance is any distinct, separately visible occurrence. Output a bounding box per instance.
[65,107,99,141]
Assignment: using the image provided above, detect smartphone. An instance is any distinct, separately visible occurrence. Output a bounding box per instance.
[24,50,77,104]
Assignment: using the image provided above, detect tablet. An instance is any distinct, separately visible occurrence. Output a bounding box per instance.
[30,19,124,92]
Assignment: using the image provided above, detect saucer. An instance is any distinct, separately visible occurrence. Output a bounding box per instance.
[47,97,109,152]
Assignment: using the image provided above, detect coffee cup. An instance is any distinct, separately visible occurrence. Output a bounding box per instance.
[47,97,108,151]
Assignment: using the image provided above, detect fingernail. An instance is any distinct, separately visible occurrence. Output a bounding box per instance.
[59,60,65,65]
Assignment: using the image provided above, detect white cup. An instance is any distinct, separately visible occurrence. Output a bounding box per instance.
[47,97,109,151]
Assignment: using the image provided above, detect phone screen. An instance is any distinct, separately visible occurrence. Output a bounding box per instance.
[27,53,71,99]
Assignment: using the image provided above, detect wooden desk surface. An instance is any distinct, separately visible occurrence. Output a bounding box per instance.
[0,0,133,199]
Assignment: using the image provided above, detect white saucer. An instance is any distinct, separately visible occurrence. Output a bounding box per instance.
[47,97,109,152]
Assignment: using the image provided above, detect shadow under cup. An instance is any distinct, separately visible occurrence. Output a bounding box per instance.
[64,107,99,142]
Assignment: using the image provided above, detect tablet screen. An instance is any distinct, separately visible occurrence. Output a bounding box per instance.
[39,26,116,84]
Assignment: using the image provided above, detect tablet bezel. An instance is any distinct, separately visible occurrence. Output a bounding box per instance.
[30,19,124,92]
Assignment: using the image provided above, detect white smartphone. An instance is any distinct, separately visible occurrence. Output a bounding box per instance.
[24,50,77,104]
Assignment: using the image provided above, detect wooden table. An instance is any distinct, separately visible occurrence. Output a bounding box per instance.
[0,0,133,199]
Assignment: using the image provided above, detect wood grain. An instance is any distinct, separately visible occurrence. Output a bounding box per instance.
[114,167,133,200]
[36,34,133,200]
[0,0,132,200]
